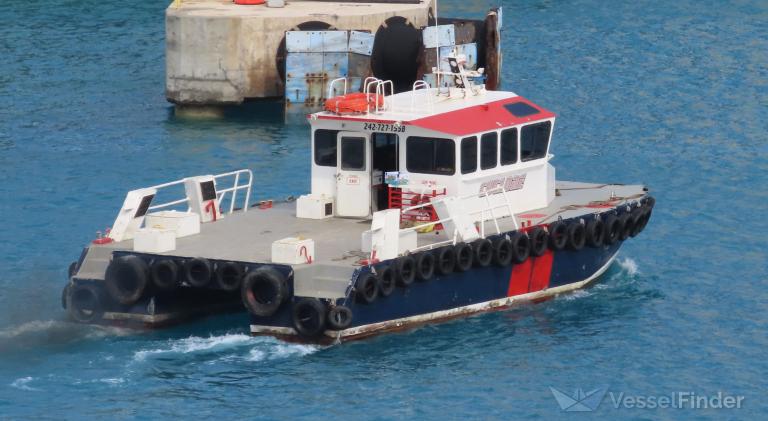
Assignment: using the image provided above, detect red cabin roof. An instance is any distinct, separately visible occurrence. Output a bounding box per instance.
[405,96,555,136]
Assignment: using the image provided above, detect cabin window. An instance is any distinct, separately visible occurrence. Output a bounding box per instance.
[340,137,366,171]
[501,128,518,165]
[461,136,477,174]
[480,132,498,170]
[406,136,455,175]
[520,121,552,162]
[314,129,339,167]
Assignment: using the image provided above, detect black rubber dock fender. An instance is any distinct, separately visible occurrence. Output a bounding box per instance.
[415,251,435,281]
[529,227,549,257]
[216,261,244,292]
[585,219,605,248]
[473,239,493,267]
[509,231,530,264]
[150,258,179,291]
[292,298,327,338]
[434,247,456,275]
[603,214,621,245]
[376,264,396,297]
[492,237,513,266]
[241,266,288,317]
[66,283,104,323]
[547,221,568,251]
[566,221,587,251]
[356,272,379,304]
[104,255,149,306]
[184,258,213,288]
[395,255,416,286]
[454,243,473,272]
[617,213,633,241]
[327,305,353,330]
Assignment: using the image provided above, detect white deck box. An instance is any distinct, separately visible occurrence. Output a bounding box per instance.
[296,194,334,219]
[145,211,201,238]
[271,237,315,265]
[134,228,177,253]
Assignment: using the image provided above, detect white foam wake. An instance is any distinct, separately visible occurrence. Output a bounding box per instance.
[10,376,40,391]
[616,257,639,276]
[133,333,319,362]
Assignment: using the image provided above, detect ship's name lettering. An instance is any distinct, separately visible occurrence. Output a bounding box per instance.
[480,174,527,194]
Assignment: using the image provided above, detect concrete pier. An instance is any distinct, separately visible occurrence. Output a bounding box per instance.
[166,0,433,105]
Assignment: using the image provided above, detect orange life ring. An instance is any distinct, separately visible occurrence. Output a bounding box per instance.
[324,93,384,114]
[233,0,265,5]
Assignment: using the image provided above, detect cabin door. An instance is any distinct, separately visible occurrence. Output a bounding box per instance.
[336,132,371,217]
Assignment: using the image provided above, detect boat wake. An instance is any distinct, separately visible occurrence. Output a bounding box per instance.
[0,319,130,353]
[10,376,40,392]
[133,333,319,363]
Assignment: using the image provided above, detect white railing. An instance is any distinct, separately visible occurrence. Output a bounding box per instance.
[146,169,253,215]
[399,180,521,252]
[328,77,348,98]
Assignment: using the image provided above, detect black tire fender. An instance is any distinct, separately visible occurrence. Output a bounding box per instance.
[376,264,396,297]
[529,227,549,257]
[473,239,493,267]
[548,221,568,251]
[396,255,416,286]
[492,237,513,266]
[150,258,179,291]
[618,213,633,241]
[292,298,327,338]
[356,272,379,304]
[216,261,244,292]
[454,243,473,272]
[566,222,587,251]
[327,305,353,330]
[603,214,621,245]
[241,267,288,317]
[184,258,213,288]
[629,208,644,238]
[67,283,104,323]
[585,219,605,248]
[434,247,455,275]
[104,255,149,306]
[509,232,530,264]
[415,252,435,281]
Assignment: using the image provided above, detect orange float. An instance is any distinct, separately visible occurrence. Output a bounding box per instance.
[324,93,384,114]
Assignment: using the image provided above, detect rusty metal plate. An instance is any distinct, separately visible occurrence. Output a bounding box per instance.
[285,52,324,79]
[452,21,478,45]
[348,53,372,78]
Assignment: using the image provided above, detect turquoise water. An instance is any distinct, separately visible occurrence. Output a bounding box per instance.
[1,0,767,419]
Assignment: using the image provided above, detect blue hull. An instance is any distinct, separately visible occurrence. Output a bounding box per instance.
[250,240,622,343]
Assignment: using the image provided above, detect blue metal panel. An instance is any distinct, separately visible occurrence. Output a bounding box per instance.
[422,24,455,49]
[285,52,323,79]
[321,31,348,53]
[322,52,348,79]
[348,31,374,55]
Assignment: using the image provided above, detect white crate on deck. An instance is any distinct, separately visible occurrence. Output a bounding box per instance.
[272,237,315,265]
[145,211,200,238]
[134,228,176,253]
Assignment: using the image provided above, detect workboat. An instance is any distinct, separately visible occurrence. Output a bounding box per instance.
[62,54,654,343]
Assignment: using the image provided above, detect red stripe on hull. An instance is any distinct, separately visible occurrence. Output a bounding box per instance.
[507,251,555,296]
[529,251,554,293]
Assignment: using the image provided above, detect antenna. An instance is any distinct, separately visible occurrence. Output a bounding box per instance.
[434,0,440,89]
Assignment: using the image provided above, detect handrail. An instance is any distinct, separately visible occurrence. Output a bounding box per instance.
[328,77,347,99]
[146,169,253,215]
[398,177,522,253]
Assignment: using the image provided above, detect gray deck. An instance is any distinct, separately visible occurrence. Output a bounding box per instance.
[84,181,647,275]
